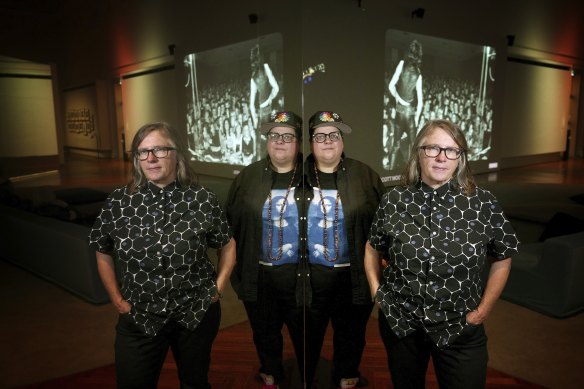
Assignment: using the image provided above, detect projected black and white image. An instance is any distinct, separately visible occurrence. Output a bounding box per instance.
[383,30,496,170]
[183,33,284,166]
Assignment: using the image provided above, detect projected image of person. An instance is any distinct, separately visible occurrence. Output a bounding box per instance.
[304,111,385,389]
[89,122,236,389]
[183,36,284,166]
[226,111,304,388]
[383,30,497,171]
[365,119,520,389]
[241,120,256,166]
[249,44,280,156]
[385,39,424,170]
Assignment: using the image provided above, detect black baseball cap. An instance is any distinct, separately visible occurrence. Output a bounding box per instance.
[259,111,303,139]
[308,111,352,137]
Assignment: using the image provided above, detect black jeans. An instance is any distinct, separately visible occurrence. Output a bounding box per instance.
[244,263,303,385]
[305,265,373,387]
[378,311,488,389]
[114,302,221,389]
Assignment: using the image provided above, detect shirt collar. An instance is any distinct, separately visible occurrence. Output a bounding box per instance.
[145,180,179,195]
[416,179,456,197]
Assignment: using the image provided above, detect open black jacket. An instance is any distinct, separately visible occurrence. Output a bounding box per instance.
[225,155,303,302]
[226,153,385,305]
[303,154,386,305]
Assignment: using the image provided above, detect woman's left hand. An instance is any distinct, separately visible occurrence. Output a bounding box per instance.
[211,291,223,303]
[466,307,486,325]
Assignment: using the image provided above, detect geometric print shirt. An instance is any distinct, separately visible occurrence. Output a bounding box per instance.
[367,180,520,347]
[88,181,232,336]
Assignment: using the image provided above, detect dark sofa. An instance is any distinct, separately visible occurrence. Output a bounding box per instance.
[481,182,584,317]
[501,231,584,318]
[0,203,109,304]
[0,183,110,303]
[0,175,233,305]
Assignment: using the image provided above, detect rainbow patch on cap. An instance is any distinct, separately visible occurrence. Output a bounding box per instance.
[274,112,290,123]
[319,112,334,122]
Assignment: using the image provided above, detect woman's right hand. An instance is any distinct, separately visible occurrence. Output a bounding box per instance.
[115,297,132,314]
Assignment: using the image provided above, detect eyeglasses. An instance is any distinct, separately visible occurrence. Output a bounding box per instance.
[312,131,342,143]
[267,132,297,143]
[419,145,463,160]
[135,146,176,161]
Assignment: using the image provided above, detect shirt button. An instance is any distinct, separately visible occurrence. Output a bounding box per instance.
[433,207,437,210]
[157,228,162,232]
[159,205,163,208]
[432,231,437,236]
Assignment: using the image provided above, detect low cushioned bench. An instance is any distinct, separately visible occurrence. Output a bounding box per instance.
[0,203,109,304]
[501,231,584,318]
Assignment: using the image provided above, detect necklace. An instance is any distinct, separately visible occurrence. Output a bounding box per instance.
[313,162,340,262]
[267,164,297,261]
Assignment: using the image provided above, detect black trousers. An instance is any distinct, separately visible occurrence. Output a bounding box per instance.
[244,263,304,385]
[305,265,373,387]
[378,311,488,389]
[114,302,221,389]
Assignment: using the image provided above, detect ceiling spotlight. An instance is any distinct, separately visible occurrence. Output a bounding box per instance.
[506,35,515,47]
[411,8,425,19]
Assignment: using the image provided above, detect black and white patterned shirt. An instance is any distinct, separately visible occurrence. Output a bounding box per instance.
[368,180,520,347]
[88,181,232,336]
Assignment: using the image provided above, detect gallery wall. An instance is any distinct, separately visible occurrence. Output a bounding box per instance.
[0,59,58,158]
[0,0,582,179]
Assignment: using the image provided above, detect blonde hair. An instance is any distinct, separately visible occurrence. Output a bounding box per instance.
[128,122,198,193]
[402,119,476,195]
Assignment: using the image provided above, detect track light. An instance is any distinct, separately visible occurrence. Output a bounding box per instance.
[411,8,425,19]
[506,35,515,47]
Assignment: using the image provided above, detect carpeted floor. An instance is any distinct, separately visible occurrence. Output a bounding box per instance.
[1,258,583,389]
[14,320,546,389]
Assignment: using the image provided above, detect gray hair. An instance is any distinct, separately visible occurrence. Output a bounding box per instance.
[402,119,476,195]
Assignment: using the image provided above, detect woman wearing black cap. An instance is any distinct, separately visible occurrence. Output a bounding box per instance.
[226,111,304,389]
[303,111,385,389]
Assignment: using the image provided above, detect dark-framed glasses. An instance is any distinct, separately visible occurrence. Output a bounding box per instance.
[419,145,463,160]
[135,146,176,161]
[267,132,297,143]
[312,131,342,143]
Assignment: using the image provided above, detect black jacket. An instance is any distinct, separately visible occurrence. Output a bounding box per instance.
[225,155,303,302]
[304,154,386,304]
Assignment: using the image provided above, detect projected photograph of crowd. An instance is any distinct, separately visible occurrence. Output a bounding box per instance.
[383,29,496,170]
[183,33,284,166]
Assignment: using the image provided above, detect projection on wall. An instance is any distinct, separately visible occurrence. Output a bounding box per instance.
[183,33,283,166]
[382,29,496,171]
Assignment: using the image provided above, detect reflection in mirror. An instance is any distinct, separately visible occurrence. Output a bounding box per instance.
[300,110,385,388]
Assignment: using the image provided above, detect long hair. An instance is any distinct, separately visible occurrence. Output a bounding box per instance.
[406,40,423,69]
[402,119,476,195]
[128,122,198,193]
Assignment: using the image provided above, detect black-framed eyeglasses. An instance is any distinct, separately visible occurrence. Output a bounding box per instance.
[312,131,342,143]
[419,145,463,160]
[267,132,297,143]
[135,146,176,161]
